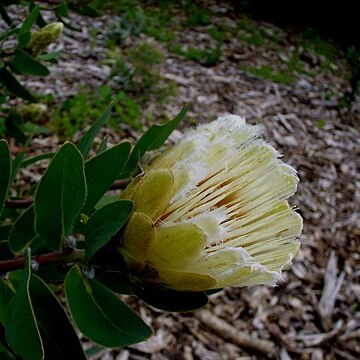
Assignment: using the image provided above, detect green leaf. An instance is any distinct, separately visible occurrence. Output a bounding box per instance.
[0,68,36,102]
[0,28,19,42]
[37,50,62,62]
[0,323,16,359]
[5,248,44,360]
[55,3,68,17]
[21,152,54,168]
[205,288,223,295]
[0,335,16,359]
[133,286,209,312]
[19,5,39,35]
[77,102,113,158]
[95,272,133,295]
[0,279,14,326]
[29,275,86,360]
[73,5,100,17]
[12,50,50,76]
[94,194,119,210]
[0,3,12,26]
[65,265,152,347]
[85,200,133,263]
[10,149,25,184]
[0,225,12,240]
[97,136,108,154]
[35,142,87,250]
[124,104,189,175]
[0,140,11,217]
[82,141,130,214]
[0,240,13,260]
[8,205,39,255]
[17,31,31,49]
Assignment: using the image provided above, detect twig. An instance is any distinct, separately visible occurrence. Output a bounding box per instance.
[197,309,276,357]
[3,180,130,210]
[5,198,33,209]
[109,179,131,190]
[0,249,84,274]
[318,251,345,331]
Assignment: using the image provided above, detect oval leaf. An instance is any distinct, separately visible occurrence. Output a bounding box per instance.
[35,142,86,251]
[65,265,152,347]
[5,248,44,360]
[0,68,35,102]
[85,200,133,263]
[0,279,14,326]
[12,50,50,76]
[29,275,86,360]
[19,6,40,34]
[0,140,11,217]
[83,141,131,214]
[8,205,42,255]
[77,102,113,158]
[133,286,209,312]
[123,104,189,176]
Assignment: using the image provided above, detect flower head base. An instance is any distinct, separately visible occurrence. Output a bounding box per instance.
[120,115,302,291]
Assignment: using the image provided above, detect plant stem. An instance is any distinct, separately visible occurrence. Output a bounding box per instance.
[3,180,129,209]
[0,249,85,274]
[5,198,33,209]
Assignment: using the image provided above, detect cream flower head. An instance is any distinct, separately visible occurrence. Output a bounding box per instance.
[120,115,302,291]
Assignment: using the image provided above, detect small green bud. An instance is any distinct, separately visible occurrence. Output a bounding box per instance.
[17,103,47,123]
[28,22,64,55]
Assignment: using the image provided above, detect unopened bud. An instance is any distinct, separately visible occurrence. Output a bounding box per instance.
[18,103,47,123]
[28,22,64,55]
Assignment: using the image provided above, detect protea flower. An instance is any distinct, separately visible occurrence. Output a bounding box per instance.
[120,115,302,291]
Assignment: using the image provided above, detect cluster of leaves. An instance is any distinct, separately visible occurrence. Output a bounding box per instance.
[0,1,85,141]
[0,104,215,359]
[0,4,53,137]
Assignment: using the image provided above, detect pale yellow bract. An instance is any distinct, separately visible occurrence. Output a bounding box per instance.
[120,115,303,291]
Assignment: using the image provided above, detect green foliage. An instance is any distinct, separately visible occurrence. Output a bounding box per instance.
[184,2,212,27]
[302,28,338,62]
[83,141,131,213]
[106,5,147,46]
[8,206,40,255]
[105,41,174,101]
[34,142,87,251]
[0,105,201,358]
[249,65,295,85]
[123,103,189,176]
[237,17,281,46]
[173,46,222,66]
[65,265,152,347]
[5,249,43,360]
[0,140,11,217]
[0,3,66,139]
[85,200,133,263]
[49,87,145,137]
